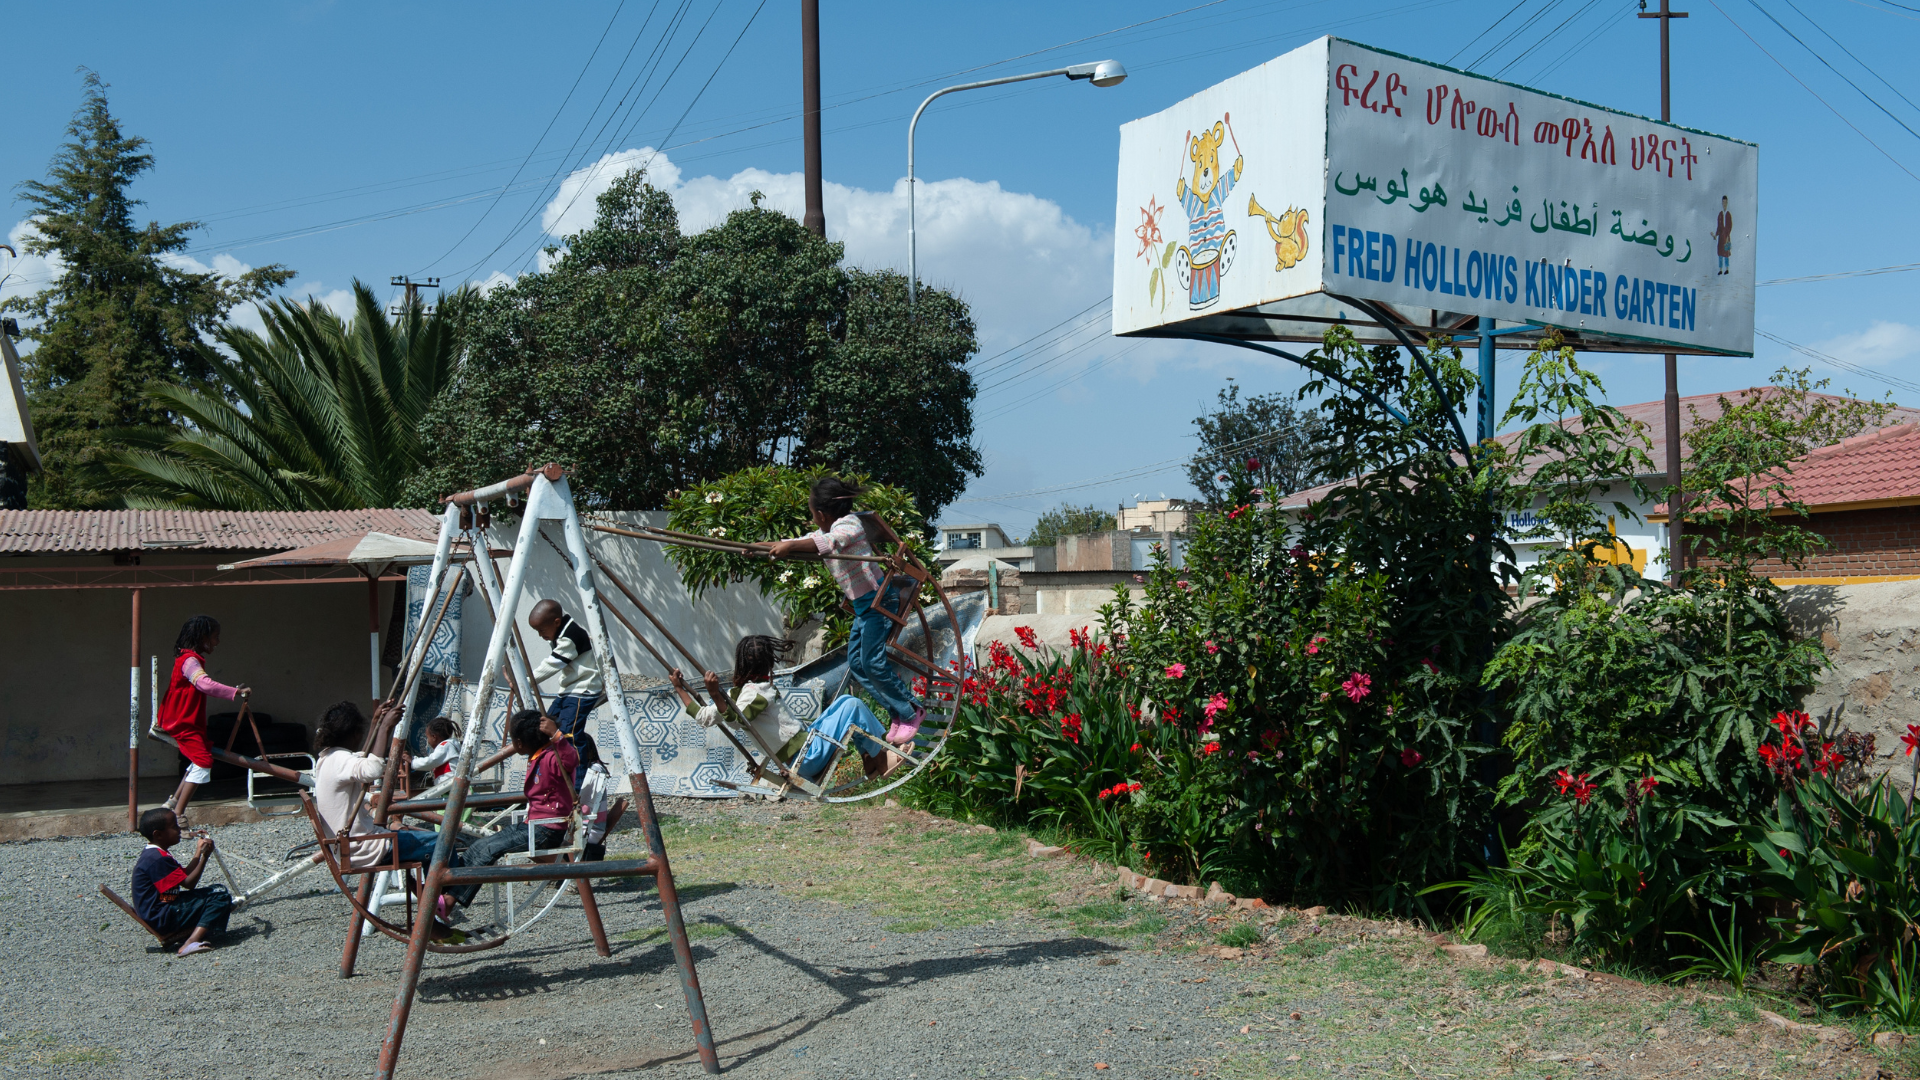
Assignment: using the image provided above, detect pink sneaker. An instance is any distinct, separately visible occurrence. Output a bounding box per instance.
[886,708,925,746]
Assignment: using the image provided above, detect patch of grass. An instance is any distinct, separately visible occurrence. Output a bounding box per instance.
[618,921,740,945]
[1218,921,1264,948]
[0,1032,118,1067]
[611,805,1121,932]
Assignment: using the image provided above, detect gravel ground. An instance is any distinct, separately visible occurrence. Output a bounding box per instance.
[2,798,1234,1080]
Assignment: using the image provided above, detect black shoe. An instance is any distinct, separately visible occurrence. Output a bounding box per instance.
[582,842,607,863]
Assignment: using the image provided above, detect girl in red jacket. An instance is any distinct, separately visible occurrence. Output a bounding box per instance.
[159,616,250,821]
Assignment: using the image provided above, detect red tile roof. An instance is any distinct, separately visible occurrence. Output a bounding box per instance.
[0,509,442,555]
[1282,388,1920,508]
[1781,423,1920,510]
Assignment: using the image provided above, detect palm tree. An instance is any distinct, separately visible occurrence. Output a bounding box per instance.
[109,280,466,509]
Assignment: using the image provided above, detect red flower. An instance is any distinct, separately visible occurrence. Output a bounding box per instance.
[1420,658,1439,674]
[1060,713,1083,744]
[1342,672,1372,703]
[1246,457,1261,471]
[1400,748,1423,767]
[1771,710,1813,739]
[1553,770,1594,804]
[1205,640,1220,655]
[1226,503,1251,520]
[1306,637,1326,656]
[1903,724,1920,757]
[1129,742,1142,753]
[1165,663,1187,679]
[1200,741,1222,755]
[1638,776,1658,795]
[1014,626,1040,650]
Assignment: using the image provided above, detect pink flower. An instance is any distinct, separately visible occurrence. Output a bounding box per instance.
[1318,691,1330,702]
[1164,663,1186,679]
[1205,640,1220,655]
[1203,692,1229,725]
[1342,672,1372,702]
[1246,457,1261,471]
[1400,748,1423,767]
[1306,637,1325,656]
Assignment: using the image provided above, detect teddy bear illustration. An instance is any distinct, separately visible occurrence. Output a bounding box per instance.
[1175,117,1243,310]
[1247,195,1309,272]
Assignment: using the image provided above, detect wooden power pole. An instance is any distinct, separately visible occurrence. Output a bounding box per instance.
[1640,0,1688,584]
[801,0,825,237]
[390,276,440,317]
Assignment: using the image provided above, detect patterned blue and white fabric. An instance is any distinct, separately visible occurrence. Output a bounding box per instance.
[404,564,465,756]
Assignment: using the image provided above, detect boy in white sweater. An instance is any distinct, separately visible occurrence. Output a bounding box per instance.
[528,599,604,787]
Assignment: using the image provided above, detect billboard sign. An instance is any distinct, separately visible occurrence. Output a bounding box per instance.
[1113,37,1757,356]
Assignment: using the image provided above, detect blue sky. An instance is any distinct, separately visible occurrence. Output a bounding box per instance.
[3,1,1916,535]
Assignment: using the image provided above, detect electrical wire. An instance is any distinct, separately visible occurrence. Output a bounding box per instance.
[1447,0,1534,64]
[1756,328,1920,396]
[1774,0,1920,118]
[1708,0,1920,183]
[1744,0,1920,143]
[1759,261,1920,284]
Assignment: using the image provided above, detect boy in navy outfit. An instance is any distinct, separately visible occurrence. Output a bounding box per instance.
[132,807,233,955]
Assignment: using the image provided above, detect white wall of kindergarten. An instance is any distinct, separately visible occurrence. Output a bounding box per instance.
[0,555,398,787]
[461,511,784,688]
[0,512,784,789]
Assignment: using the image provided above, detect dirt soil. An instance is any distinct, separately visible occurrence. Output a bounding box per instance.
[2,796,1907,1079]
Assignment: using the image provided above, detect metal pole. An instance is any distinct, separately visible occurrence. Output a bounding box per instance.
[1477,316,1496,446]
[128,589,141,832]
[801,0,825,238]
[367,571,382,704]
[906,62,1125,309]
[1641,0,1688,585]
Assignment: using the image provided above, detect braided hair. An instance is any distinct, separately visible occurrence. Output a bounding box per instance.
[174,615,221,654]
[314,701,368,752]
[732,635,794,687]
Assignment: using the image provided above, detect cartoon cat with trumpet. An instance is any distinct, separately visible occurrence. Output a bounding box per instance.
[1246,195,1309,272]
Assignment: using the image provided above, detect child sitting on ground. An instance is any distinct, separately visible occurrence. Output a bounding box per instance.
[755,477,925,746]
[414,717,461,783]
[447,711,578,911]
[669,634,903,785]
[132,807,233,956]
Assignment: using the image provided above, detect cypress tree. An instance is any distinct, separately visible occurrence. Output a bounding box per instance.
[4,72,291,507]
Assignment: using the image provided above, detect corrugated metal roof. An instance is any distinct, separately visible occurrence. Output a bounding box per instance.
[0,509,442,554]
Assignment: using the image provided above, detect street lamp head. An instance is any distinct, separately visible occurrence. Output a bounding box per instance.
[1065,60,1128,88]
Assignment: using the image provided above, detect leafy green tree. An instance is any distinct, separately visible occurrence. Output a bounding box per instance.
[5,73,291,508]
[106,283,465,509]
[1679,368,1892,588]
[1022,503,1116,546]
[801,269,980,518]
[1186,379,1327,508]
[409,174,981,517]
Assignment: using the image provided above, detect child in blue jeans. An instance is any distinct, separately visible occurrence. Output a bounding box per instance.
[757,477,924,745]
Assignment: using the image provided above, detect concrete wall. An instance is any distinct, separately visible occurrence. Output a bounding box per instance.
[0,551,395,786]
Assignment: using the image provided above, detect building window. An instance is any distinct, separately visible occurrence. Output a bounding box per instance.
[949,532,981,550]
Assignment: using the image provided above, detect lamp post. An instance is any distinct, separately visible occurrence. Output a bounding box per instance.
[908,59,1126,308]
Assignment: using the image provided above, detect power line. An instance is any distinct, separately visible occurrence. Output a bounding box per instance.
[1774,0,1920,119]
[949,424,1310,506]
[1744,0,1920,143]
[1757,328,1920,396]
[1448,0,1533,63]
[1759,261,1920,284]
[1708,0,1920,183]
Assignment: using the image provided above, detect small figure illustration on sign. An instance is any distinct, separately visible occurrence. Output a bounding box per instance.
[1246,195,1309,271]
[1713,195,1733,276]
[1175,115,1243,310]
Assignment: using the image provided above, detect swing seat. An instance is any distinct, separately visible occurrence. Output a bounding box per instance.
[98,884,193,947]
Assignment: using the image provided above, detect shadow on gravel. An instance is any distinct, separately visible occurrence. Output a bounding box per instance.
[709,920,1127,1069]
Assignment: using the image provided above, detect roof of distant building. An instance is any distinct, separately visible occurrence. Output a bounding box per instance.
[1650,422,1920,518]
[1282,388,1920,508]
[0,509,442,555]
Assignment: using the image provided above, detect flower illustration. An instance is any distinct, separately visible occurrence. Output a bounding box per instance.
[1164,663,1186,679]
[1134,196,1164,258]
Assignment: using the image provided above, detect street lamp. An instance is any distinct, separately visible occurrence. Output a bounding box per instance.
[908,60,1127,308]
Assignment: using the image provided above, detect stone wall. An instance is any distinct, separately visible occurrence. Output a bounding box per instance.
[1785,578,1920,775]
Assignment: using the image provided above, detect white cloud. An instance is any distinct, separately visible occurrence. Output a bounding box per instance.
[1811,321,1920,368]
[0,221,62,320]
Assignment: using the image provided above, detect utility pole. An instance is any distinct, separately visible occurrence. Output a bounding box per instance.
[390,276,441,317]
[801,0,825,237]
[1640,0,1688,585]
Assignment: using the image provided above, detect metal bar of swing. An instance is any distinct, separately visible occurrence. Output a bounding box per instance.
[584,520,891,563]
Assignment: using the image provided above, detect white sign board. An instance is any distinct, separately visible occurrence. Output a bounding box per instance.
[1113,37,1757,356]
